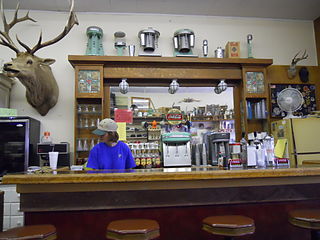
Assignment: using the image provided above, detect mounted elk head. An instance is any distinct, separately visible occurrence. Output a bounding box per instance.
[0,0,78,116]
[287,50,308,79]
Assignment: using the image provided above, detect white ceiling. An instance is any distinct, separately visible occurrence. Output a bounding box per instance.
[2,0,320,21]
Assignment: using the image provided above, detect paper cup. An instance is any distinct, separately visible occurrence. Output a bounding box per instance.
[49,152,59,170]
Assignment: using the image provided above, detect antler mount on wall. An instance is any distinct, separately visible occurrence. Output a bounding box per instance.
[0,0,78,116]
[287,50,308,80]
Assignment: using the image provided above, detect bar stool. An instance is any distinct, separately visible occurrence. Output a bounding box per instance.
[202,215,255,240]
[289,209,320,240]
[0,225,57,240]
[106,219,160,240]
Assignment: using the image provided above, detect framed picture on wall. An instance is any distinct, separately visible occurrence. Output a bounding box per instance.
[270,84,317,118]
[246,71,265,94]
[75,65,103,98]
[242,67,267,98]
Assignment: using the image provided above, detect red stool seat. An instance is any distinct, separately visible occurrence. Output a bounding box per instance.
[106,219,160,240]
[289,209,320,240]
[289,209,320,229]
[202,215,255,238]
[0,224,57,240]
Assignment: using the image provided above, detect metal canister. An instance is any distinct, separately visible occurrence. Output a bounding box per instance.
[214,47,224,58]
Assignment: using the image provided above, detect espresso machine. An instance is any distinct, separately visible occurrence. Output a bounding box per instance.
[206,132,230,165]
[162,132,192,167]
[173,29,198,57]
[138,27,161,56]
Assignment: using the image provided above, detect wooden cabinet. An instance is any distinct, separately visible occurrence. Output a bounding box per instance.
[241,67,269,134]
[74,66,104,164]
[69,56,273,163]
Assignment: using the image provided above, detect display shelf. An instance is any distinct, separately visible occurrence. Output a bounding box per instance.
[70,55,273,148]
[127,137,148,140]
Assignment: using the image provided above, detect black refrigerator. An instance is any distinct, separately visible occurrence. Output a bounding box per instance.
[0,116,40,176]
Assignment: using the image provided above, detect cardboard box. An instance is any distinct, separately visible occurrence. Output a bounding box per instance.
[225,41,240,58]
[157,107,171,114]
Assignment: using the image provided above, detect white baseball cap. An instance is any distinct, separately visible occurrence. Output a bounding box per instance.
[92,118,118,136]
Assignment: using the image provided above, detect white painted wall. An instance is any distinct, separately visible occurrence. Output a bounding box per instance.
[0,10,317,162]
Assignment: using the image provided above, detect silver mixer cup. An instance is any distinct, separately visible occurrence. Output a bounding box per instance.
[206,132,230,165]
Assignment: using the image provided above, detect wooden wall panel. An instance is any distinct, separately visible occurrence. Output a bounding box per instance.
[0,191,3,232]
[314,17,320,66]
[267,65,320,123]
[25,200,320,240]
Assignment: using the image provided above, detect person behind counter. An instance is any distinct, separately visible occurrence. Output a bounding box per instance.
[86,118,136,170]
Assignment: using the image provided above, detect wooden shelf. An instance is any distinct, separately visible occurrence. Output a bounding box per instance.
[69,55,273,67]
[191,118,235,122]
[69,55,274,149]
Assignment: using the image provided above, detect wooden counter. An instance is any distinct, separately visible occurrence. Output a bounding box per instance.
[3,167,320,240]
[4,166,320,184]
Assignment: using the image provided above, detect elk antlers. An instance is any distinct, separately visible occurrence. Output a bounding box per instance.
[288,50,308,79]
[0,1,36,53]
[0,0,79,55]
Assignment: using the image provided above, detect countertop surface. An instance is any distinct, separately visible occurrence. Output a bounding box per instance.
[3,166,320,184]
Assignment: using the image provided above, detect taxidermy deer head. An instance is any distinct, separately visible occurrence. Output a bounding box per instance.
[287,50,308,79]
[0,0,78,116]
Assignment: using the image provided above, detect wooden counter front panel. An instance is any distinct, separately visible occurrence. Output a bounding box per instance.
[20,183,320,212]
[25,200,320,240]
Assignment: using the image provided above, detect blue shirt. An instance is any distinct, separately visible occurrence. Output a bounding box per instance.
[87,141,136,170]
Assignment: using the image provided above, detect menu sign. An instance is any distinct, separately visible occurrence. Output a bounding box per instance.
[114,109,133,123]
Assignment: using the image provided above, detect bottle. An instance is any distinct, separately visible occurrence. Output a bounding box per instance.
[264,134,275,167]
[240,132,248,169]
[218,152,224,169]
[41,131,52,144]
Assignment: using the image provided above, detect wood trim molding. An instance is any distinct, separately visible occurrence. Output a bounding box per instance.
[314,17,320,66]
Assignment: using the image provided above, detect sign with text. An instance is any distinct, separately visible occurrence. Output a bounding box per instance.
[114,109,133,123]
[166,108,183,125]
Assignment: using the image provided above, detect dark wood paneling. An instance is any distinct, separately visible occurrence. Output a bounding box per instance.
[314,17,320,66]
[104,67,242,80]
[25,200,320,240]
[20,183,320,212]
[0,191,3,232]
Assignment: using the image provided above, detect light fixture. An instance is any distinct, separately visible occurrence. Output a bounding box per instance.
[168,79,179,94]
[214,86,223,94]
[214,79,227,94]
[119,78,129,94]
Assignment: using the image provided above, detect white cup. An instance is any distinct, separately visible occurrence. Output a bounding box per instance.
[49,152,59,170]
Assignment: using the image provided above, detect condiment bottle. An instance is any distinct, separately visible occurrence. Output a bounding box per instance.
[240,133,248,169]
[41,131,52,144]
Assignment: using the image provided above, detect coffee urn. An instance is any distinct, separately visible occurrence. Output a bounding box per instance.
[207,132,230,165]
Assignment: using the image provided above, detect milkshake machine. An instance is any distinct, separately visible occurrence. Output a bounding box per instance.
[173,29,198,57]
[85,26,104,56]
[162,132,192,167]
[138,27,161,56]
[206,132,230,165]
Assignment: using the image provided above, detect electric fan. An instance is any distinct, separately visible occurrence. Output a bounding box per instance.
[277,87,304,119]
